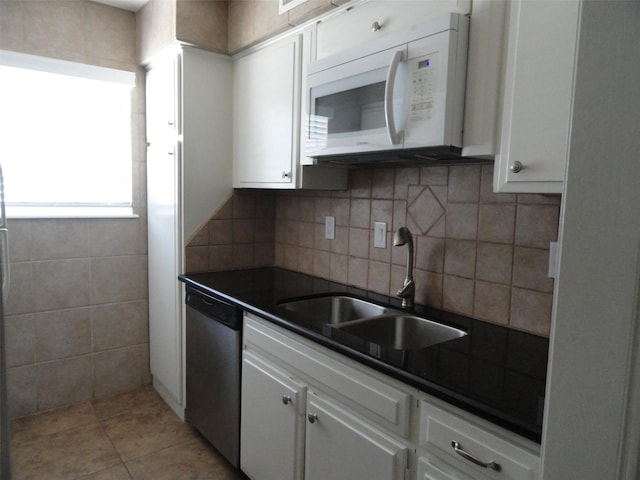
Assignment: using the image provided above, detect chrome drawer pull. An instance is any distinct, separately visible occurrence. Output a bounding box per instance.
[451,441,501,472]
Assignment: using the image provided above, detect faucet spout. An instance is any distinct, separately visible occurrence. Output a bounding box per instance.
[393,227,415,309]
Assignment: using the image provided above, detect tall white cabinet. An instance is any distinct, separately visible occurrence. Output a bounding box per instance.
[146,45,233,416]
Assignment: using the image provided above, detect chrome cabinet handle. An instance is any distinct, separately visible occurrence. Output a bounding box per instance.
[307,413,318,424]
[451,441,501,472]
[282,395,292,405]
[509,160,523,173]
[282,171,291,179]
[372,21,382,32]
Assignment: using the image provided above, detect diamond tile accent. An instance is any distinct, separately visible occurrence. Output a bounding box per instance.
[407,186,445,235]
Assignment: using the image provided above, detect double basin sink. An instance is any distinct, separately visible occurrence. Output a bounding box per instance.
[278,295,466,351]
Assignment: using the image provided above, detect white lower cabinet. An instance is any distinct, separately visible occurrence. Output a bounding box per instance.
[418,401,540,480]
[304,391,408,480]
[241,352,306,480]
[240,313,540,480]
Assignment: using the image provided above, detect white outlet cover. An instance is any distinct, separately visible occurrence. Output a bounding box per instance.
[325,216,335,240]
[374,222,386,248]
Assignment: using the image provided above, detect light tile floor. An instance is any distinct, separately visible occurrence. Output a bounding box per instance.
[9,386,248,480]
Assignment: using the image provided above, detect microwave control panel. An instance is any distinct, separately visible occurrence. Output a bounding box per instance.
[408,52,439,123]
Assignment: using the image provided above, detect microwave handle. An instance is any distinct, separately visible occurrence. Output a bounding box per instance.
[384,50,404,145]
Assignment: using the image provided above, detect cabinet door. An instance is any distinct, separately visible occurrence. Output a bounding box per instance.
[494,0,580,193]
[233,34,301,187]
[146,57,183,408]
[304,392,408,480]
[417,458,468,480]
[240,352,306,480]
[316,0,471,59]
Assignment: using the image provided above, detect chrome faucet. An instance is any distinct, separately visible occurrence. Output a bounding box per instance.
[393,227,415,309]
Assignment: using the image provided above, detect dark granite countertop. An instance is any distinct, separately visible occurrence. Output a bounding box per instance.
[179,267,548,443]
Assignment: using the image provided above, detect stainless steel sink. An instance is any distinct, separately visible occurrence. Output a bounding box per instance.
[278,295,393,325]
[335,314,467,350]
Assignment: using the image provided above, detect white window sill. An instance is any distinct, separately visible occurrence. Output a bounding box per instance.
[6,206,138,220]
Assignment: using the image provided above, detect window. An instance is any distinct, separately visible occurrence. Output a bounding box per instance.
[0,51,136,218]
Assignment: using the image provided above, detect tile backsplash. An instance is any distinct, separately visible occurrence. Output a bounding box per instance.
[186,164,560,337]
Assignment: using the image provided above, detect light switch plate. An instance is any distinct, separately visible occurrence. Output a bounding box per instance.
[325,216,335,240]
[374,222,386,248]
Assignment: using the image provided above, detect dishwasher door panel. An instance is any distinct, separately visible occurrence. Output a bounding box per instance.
[185,304,241,467]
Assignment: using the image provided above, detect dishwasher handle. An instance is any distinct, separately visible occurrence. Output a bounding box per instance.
[185,287,242,330]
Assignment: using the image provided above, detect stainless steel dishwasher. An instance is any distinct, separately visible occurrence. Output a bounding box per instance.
[185,286,242,468]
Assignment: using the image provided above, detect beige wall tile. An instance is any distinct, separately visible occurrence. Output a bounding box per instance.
[312,249,330,279]
[5,314,35,368]
[233,218,255,243]
[350,199,371,229]
[176,0,228,53]
[232,244,255,269]
[515,204,560,248]
[32,259,91,311]
[415,236,444,273]
[348,257,368,289]
[37,355,93,411]
[420,166,448,186]
[253,0,288,44]
[394,168,420,200]
[7,219,31,262]
[314,197,331,223]
[208,244,233,272]
[473,281,510,325]
[22,0,84,59]
[88,218,142,257]
[331,226,349,255]
[448,165,481,203]
[414,269,443,308]
[371,169,395,199]
[350,169,372,198]
[476,242,513,285]
[444,239,476,278]
[93,346,144,398]
[513,246,554,293]
[92,301,147,352]
[368,260,390,294]
[185,246,209,273]
[330,253,348,282]
[478,204,516,244]
[35,307,92,362]
[31,219,88,261]
[445,203,478,240]
[442,275,474,316]
[209,219,233,244]
[5,262,33,316]
[510,288,553,336]
[298,197,315,223]
[0,0,24,50]
[348,228,369,259]
[331,198,350,226]
[298,222,314,249]
[7,365,37,418]
[85,1,136,64]
[90,256,145,305]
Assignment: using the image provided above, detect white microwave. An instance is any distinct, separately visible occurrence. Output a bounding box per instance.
[305,13,469,163]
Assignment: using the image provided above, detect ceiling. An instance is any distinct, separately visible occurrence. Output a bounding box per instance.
[92,0,150,12]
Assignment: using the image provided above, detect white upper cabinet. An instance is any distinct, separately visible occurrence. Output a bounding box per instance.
[494,0,580,193]
[233,28,348,190]
[233,33,301,188]
[316,0,471,59]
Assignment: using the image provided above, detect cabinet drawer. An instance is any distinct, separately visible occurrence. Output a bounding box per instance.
[417,458,466,480]
[244,314,411,437]
[419,402,540,480]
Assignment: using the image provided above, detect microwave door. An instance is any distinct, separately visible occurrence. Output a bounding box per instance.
[307,47,406,156]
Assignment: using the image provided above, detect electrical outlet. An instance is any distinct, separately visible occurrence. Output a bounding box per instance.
[325,216,335,240]
[374,222,386,248]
